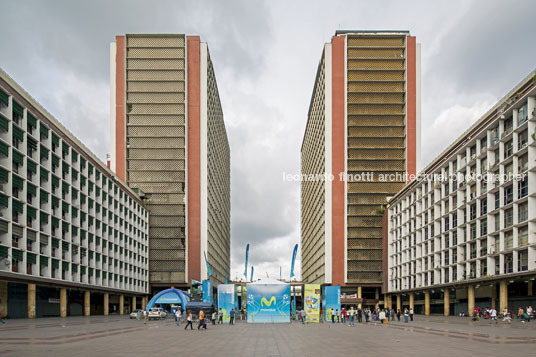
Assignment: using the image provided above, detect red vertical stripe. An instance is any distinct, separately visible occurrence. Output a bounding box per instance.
[187,36,201,282]
[332,36,345,286]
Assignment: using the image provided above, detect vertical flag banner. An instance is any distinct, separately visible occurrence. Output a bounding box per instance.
[244,244,249,280]
[217,284,235,323]
[290,244,298,279]
[250,266,254,282]
[304,284,321,323]
[204,251,213,277]
[202,279,213,303]
[322,286,341,321]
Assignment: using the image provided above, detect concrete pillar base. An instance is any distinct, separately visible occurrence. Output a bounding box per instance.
[443,290,450,316]
[468,285,475,317]
[500,280,508,313]
[28,283,36,319]
[104,293,109,316]
[84,291,90,317]
[60,288,67,317]
[119,294,124,315]
[409,292,414,310]
[424,290,430,316]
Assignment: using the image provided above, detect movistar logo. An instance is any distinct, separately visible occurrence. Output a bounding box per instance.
[261,296,276,307]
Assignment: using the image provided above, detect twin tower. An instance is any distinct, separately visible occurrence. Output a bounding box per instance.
[110,31,419,298]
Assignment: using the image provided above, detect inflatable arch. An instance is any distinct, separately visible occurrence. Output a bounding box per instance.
[145,288,190,311]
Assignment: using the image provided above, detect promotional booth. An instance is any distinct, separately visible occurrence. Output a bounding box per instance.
[247,278,290,323]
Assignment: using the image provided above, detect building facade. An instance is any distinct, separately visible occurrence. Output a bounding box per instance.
[0,69,149,319]
[301,31,420,304]
[110,34,230,289]
[386,70,536,315]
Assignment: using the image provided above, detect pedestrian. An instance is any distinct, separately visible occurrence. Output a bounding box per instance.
[175,308,181,327]
[230,308,235,325]
[410,308,414,321]
[365,309,370,323]
[341,307,346,323]
[330,309,335,323]
[302,309,306,324]
[357,308,362,323]
[218,308,223,324]
[0,309,5,324]
[211,311,217,325]
[404,308,409,323]
[198,309,207,330]
[518,307,524,319]
[349,307,355,326]
[396,309,401,321]
[379,309,386,323]
[336,309,340,323]
[143,309,147,324]
[184,310,193,330]
[490,307,497,324]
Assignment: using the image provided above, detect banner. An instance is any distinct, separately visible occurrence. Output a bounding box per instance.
[290,244,298,279]
[217,284,235,323]
[244,244,249,279]
[204,251,213,277]
[304,284,321,323]
[250,266,254,282]
[247,283,290,323]
[322,286,341,321]
[202,279,213,303]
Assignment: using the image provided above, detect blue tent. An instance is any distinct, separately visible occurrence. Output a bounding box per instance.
[146,288,190,312]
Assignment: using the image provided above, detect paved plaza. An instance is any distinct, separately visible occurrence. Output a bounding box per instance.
[0,315,535,356]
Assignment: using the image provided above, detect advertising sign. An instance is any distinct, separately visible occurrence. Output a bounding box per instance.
[202,279,213,303]
[217,284,235,323]
[322,286,341,321]
[304,284,321,323]
[247,283,290,323]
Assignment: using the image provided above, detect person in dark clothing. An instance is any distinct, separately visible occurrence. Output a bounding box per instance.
[218,308,223,324]
[357,309,362,323]
[230,309,235,325]
[396,309,401,321]
[184,310,193,330]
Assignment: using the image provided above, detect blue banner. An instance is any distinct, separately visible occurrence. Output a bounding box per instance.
[290,244,298,279]
[217,284,235,323]
[322,286,341,321]
[202,279,213,303]
[244,244,249,279]
[204,251,213,277]
[250,266,254,282]
[247,283,290,323]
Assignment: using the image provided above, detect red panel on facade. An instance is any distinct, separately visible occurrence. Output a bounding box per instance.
[115,35,126,182]
[332,36,345,286]
[406,36,417,179]
[187,36,201,283]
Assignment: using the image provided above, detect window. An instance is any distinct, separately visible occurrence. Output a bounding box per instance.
[505,162,513,177]
[470,224,477,240]
[480,198,487,215]
[452,213,457,228]
[518,105,528,126]
[518,251,528,271]
[504,186,513,205]
[518,202,528,223]
[504,140,513,159]
[480,221,487,236]
[495,192,500,209]
[504,116,513,134]
[518,130,528,150]
[518,154,528,173]
[518,178,528,198]
[470,204,476,220]
[504,208,513,228]
[518,226,528,247]
[481,136,487,150]
[504,231,513,250]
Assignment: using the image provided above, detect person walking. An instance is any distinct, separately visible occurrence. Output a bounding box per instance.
[490,307,497,324]
[349,307,355,327]
[198,309,207,330]
[175,308,182,327]
[404,308,409,323]
[230,308,235,325]
[336,309,340,323]
[218,308,224,324]
[410,308,414,321]
[379,309,386,324]
[211,311,217,325]
[357,308,362,323]
[341,307,346,323]
[365,309,370,323]
[184,310,193,330]
[143,309,148,324]
[396,309,401,322]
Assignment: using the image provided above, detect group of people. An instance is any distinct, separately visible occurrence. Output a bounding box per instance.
[296,306,415,325]
[459,305,533,324]
[173,307,238,330]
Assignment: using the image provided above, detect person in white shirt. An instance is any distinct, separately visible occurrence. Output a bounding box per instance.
[175,309,182,327]
[379,310,386,323]
[490,307,497,324]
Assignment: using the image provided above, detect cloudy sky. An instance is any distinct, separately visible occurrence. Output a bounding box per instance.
[1,0,535,281]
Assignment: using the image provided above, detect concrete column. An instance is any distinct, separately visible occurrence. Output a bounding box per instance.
[60,288,67,317]
[491,284,497,309]
[0,281,8,318]
[141,296,147,310]
[409,292,414,310]
[103,293,109,316]
[443,291,450,316]
[84,291,90,316]
[357,286,362,309]
[500,280,508,313]
[396,294,401,311]
[424,290,430,316]
[27,283,36,319]
[528,281,533,297]
[132,296,136,311]
[119,294,124,315]
[468,285,475,317]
